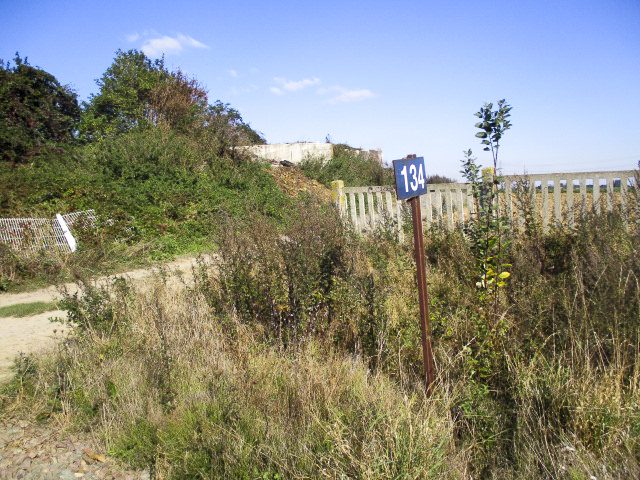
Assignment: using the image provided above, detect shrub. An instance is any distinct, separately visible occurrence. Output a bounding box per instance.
[300,144,394,187]
[200,197,363,347]
[0,127,291,289]
[0,244,65,290]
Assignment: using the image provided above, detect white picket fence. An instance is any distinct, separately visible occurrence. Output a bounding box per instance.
[0,210,96,253]
[331,170,638,241]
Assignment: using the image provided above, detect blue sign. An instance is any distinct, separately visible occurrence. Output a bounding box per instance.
[393,156,427,200]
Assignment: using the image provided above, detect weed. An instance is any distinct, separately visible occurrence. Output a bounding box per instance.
[57,275,132,336]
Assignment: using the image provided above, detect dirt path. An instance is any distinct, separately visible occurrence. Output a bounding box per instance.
[0,256,200,309]
[0,255,201,385]
[0,256,206,478]
[0,311,68,386]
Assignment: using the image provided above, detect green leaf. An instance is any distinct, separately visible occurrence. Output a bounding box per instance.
[475,132,488,138]
[498,271,510,279]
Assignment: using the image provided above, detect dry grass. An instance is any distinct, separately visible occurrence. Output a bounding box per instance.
[17,277,457,478]
[2,205,639,479]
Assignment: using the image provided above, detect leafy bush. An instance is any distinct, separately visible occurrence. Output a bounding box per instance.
[0,127,290,288]
[80,127,287,239]
[199,197,375,349]
[300,144,456,188]
[0,244,64,290]
[300,144,394,187]
[58,276,132,336]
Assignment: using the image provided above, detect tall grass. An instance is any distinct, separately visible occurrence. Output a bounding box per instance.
[2,201,639,478]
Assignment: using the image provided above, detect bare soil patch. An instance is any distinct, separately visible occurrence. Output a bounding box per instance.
[0,256,200,385]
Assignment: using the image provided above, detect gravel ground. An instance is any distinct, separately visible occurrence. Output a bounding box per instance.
[0,415,149,479]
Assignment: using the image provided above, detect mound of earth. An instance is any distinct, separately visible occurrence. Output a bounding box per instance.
[268,166,332,201]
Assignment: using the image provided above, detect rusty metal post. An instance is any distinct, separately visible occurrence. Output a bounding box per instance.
[409,196,435,395]
[404,155,435,395]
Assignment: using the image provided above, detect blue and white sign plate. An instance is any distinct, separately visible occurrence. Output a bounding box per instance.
[393,156,427,200]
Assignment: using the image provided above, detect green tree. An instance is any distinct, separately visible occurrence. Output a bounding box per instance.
[201,101,265,158]
[459,102,513,468]
[463,99,513,321]
[79,49,170,140]
[79,49,265,152]
[147,68,208,133]
[0,54,81,164]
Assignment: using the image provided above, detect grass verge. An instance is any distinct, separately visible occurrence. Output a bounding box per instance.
[0,301,59,318]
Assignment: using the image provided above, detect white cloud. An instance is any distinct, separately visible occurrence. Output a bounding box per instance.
[329,89,376,104]
[269,77,374,103]
[140,33,210,57]
[230,84,259,95]
[272,76,321,93]
[250,67,259,74]
[318,85,376,104]
[143,36,182,56]
[229,69,238,77]
[176,34,208,49]
[126,32,140,42]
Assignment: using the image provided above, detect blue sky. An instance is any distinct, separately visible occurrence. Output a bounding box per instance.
[2,0,639,180]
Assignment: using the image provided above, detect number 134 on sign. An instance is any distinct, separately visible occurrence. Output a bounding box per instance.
[393,156,427,200]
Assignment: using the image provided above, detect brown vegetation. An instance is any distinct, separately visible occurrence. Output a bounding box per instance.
[1,198,638,478]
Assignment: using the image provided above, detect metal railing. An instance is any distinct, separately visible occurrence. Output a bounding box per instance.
[0,210,95,253]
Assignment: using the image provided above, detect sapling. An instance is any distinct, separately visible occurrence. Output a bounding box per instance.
[464,100,513,326]
[459,101,514,448]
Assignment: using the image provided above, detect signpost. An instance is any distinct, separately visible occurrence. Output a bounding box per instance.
[392,155,435,395]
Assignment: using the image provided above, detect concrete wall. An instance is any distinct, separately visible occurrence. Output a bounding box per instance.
[243,143,333,164]
[360,148,384,164]
[243,142,384,165]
